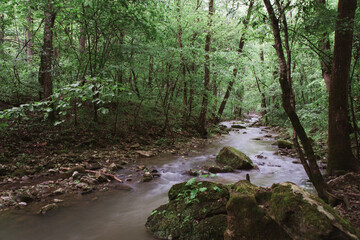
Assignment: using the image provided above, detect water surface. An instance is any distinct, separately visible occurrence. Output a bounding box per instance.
[0,119,312,240]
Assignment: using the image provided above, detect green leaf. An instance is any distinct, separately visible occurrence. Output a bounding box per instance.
[199,187,207,192]
[54,120,65,126]
[190,189,197,199]
[185,177,196,186]
[212,186,222,192]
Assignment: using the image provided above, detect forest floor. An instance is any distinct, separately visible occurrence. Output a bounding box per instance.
[0,120,218,214]
[0,118,359,230]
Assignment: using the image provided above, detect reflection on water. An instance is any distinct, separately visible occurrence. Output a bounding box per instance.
[0,119,312,240]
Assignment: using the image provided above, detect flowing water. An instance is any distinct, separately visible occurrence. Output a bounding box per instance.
[0,118,313,240]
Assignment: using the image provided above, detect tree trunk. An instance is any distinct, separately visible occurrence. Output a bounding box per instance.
[26,8,33,63]
[0,14,4,55]
[215,0,254,123]
[38,1,56,122]
[39,1,56,99]
[177,0,188,120]
[327,0,360,174]
[318,0,331,92]
[198,0,214,138]
[263,0,329,201]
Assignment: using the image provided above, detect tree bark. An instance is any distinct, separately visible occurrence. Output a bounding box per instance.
[26,7,33,63]
[263,0,329,201]
[177,0,188,120]
[215,0,254,123]
[327,0,360,174]
[0,14,4,55]
[318,0,331,92]
[39,0,56,99]
[198,0,214,138]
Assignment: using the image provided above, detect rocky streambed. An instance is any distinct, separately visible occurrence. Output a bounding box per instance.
[0,118,336,240]
[146,179,359,240]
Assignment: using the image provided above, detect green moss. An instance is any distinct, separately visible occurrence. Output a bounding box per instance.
[147,181,229,240]
[231,180,258,195]
[216,146,254,169]
[276,140,293,149]
[269,183,360,239]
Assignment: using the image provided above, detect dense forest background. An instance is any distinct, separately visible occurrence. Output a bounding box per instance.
[1,0,360,177]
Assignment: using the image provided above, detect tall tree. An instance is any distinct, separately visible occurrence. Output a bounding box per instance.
[327,0,360,174]
[198,0,214,138]
[318,0,332,92]
[26,1,33,63]
[39,0,56,99]
[0,14,4,56]
[263,0,329,201]
[176,0,187,121]
[215,0,254,123]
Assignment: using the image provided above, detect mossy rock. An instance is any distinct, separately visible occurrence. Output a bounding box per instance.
[206,165,234,173]
[276,140,293,149]
[269,182,360,240]
[146,181,229,240]
[231,124,246,129]
[216,146,254,170]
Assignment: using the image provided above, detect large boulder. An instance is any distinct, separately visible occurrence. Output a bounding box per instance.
[145,180,229,240]
[269,182,359,240]
[216,147,254,170]
[225,181,291,240]
[225,181,360,240]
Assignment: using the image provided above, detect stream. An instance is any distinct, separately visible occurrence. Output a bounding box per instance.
[0,118,313,240]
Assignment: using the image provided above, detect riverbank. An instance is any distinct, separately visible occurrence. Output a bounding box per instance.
[0,119,224,213]
[1,116,359,233]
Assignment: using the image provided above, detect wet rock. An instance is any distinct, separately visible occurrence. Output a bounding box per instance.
[120,160,129,165]
[255,153,267,159]
[80,175,97,185]
[53,188,66,195]
[185,169,200,176]
[231,124,246,129]
[152,173,161,178]
[16,192,35,203]
[208,166,224,173]
[206,165,234,173]
[146,181,229,240]
[142,172,154,182]
[72,171,81,179]
[109,163,121,171]
[95,172,109,183]
[216,146,254,170]
[38,203,58,215]
[223,166,234,173]
[136,150,154,158]
[76,182,93,194]
[86,162,101,170]
[64,166,85,178]
[18,202,27,206]
[48,169,57,174]
[137,165,146,170]
[275,140,293,149]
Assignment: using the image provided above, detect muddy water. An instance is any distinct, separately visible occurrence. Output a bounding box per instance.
[0,119,313,240]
